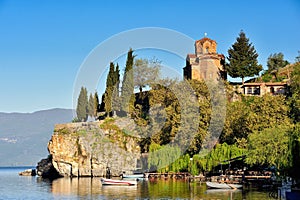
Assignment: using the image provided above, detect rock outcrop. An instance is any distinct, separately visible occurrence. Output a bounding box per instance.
[47,119,141,177]
[19,168,36,176]
[36,155,61,178]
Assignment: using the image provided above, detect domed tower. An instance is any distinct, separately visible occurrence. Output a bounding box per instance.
[183,36,226,81]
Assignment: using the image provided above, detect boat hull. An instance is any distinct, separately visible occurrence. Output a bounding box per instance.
[206,182,242,189]
[122,174,144,179]
[101,178,138,186]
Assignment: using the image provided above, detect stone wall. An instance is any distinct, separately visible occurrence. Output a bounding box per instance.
[48,120,141,177]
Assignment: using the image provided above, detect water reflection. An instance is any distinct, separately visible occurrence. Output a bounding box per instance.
[39,177,272,199]
[51,177,141,199]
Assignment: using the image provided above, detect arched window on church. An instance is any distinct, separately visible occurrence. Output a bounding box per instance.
[206,47,209,53]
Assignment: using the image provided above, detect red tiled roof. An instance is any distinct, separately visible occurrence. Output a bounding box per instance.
[242,82,287,87]
[195,37,216,44]
[187,54,196,58]
[242,83,264,87]
[265,82,287,86]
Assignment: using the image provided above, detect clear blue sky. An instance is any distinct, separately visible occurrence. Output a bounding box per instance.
[0,0,299,113]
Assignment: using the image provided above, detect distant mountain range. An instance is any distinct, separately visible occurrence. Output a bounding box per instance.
[0,108,74,166]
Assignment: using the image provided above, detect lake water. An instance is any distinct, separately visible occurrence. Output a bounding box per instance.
[0,167,274,199]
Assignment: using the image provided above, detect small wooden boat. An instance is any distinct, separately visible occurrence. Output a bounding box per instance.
[101,178,138,186]
[206,182,242,189]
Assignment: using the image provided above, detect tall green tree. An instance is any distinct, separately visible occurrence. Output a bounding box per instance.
[94,91,99,117]
[267,52,289,72]
[227,31,262,84]
[88,93,94,118]
[121,48,135,113]
[76,87,88,122]
[112,64,120,112]
[103,62,120,116]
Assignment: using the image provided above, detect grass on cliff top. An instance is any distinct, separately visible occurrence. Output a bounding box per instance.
[100,117,135,137]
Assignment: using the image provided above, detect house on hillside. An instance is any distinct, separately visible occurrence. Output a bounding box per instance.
[242,82,288,96]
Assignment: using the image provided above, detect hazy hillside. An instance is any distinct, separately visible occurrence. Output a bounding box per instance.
[0,108,73,166]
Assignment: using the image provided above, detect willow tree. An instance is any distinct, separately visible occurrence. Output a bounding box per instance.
[246,125,291,171]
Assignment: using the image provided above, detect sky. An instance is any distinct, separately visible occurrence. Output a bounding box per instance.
[0,0,299,113]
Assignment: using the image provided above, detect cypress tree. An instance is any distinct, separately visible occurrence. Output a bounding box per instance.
[227,31,262,84]
[121,48,135,112]
[76,87,88,122]
[94,91,99,117]
[104,62,115,115]
[88,93,94,118]
[112,63,120,113]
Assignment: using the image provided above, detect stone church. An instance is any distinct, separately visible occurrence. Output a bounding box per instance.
[183,36,227,81]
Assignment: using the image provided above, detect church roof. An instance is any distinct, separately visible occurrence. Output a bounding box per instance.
[187,54,196,58]
[195,37,216,44]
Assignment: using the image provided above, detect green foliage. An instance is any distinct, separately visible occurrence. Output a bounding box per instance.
[148,142,181,172]
[133,58,161,95]
[246,125,291,171]
[76,87,88,122]
[197,143,246,172]
[121,48,135,112]
[288,123,300,179]
[267,52,289,72]
[154,143,246,174]
[227,30,262,83]
[261,73,273,82]
[103,62,120,115]
[289,94,300,123]
[94,92,99,117]
[99,117,136,150]
[88,93,94,117]
[221,94,291,144]
[56,127,71,135]
[289,63,300,123]
[290,63,300,95]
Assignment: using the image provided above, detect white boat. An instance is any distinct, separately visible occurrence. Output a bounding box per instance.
[122,174,144,179]
[206,182,242,189]
[101,178,138,186]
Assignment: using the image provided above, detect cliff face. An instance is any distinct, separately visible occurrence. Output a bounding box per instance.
[48,119,141,177]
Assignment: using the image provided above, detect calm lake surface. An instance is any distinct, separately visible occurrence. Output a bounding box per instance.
[0,167,274,199]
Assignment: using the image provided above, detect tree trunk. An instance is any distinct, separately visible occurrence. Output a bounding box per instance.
[139,86,143,99]
[242,77,245,85]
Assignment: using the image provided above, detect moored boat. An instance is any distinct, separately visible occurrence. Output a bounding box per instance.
[206,181,242,189]
[101,178,138,186]
[122,174,144,179]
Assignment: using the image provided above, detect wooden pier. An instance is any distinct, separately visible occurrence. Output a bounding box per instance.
[144,172,191,180]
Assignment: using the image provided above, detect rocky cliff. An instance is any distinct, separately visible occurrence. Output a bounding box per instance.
[47,118,141,177]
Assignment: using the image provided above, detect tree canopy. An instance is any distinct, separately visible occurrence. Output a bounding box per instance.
[267,52,289,72]
[133,58,160,95]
